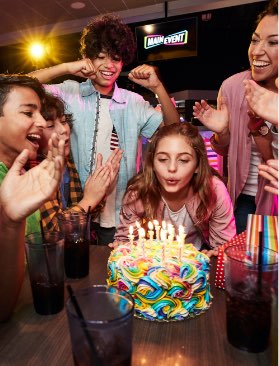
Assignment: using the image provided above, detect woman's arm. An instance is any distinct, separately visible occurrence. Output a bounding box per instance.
[208,178,236,248]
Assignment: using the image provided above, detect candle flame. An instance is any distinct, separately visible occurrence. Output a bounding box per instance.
[129,225,133,235]
[153,219,159,226]
[135,221,141,229]
[160,229,167,241]
[178,225,185,235]
[148,221,154,230]
[162,220,167,230]
[139,228,145,238]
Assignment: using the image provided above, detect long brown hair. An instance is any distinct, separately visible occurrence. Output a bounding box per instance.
[126,123,221,224]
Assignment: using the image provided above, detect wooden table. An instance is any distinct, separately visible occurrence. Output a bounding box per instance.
[0,246,275,366]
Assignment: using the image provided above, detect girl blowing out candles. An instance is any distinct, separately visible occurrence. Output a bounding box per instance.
[112,123,236,254]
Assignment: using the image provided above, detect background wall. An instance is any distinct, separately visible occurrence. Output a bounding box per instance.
[0,1,266,95]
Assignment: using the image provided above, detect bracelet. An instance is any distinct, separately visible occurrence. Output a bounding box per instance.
[210,134,229,155]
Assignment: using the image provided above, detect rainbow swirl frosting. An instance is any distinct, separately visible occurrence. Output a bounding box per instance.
[107,242,212,321]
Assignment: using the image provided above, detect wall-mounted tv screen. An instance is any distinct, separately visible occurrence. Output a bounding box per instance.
[135,17,197,63]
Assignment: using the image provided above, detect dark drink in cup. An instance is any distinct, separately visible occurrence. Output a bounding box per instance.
[226,282,272,352]
[59,212,90,279]
[66,286,134,366]
[64,238,89,279]
[73,354,131,366]
[224,244,277,354]
[31,281,64,315]
[25,232,65,316]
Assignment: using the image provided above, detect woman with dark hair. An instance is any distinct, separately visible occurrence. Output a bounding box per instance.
[193,0,278,234]
[113,123,236,251]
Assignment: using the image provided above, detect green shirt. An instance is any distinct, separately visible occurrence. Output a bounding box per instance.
[0,162,41,236]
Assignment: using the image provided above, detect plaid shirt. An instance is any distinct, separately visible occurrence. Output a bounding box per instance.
[40,154,84,232]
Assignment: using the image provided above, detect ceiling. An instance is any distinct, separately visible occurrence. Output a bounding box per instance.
[0,0,265,46]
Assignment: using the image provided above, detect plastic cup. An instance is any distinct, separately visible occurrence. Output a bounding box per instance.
[59,212,90,279]
[224,244,278,353]
[25,231,65,315]
[66,285,134,366]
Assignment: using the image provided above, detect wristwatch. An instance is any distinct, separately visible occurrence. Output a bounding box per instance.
[248,123,269,137]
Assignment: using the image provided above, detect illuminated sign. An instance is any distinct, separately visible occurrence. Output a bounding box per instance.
[144,30,188,49]
[135,17,197,62]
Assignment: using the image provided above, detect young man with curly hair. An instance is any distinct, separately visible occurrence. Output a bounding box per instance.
[30,14,179,244]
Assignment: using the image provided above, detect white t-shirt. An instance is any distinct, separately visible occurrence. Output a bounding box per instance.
[162,200,203,250]
[93,96,119,228]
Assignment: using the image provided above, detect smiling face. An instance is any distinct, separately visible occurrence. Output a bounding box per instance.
[90,51,123,95]
[248,15,278,90]
[40,114,71,158]
[153,135,198,199]
[0,86,46,168]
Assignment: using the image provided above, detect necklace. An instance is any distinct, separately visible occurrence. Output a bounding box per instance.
[89,93,101,174]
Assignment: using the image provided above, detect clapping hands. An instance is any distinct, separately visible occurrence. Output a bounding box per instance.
[0,133,65,223]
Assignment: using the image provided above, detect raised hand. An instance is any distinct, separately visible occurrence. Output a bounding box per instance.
[244,79,278,126]
[193,98,229,134]
[0,133,65,223]
[67,59,97,79]
[128,64,162,91]
[105,148,123,189]
[258,159,278,195]
[83,165,111,208]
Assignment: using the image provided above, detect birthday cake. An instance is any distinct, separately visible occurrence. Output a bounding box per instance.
[107,240,212,321]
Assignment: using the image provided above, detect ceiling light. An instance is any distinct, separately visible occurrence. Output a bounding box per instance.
[71,2,85,9]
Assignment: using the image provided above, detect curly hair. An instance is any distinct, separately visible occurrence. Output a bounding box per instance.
[42,93,73,129]
[80,14,136,65]
[0,74,45,116]
[126,123,221,224]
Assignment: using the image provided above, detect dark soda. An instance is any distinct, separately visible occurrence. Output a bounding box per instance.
[226,286,272,352]
[64,238,89,279]
[73,355,131,366]
[31,281,64,315]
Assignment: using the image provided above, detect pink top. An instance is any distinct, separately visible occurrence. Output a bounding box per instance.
[114,176,236,248]
[214,70,276,215]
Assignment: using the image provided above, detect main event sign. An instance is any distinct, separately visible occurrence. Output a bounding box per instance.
[135,17,197,62]
[144,30,188,49]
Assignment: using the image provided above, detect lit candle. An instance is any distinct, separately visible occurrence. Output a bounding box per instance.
[178,225,184,236]
[167,224,175,244]
[153,220,161,241]
[177,235,182,262]
[160,228,167,263]
[135,221,141,241]
[128,225,134,246]
[148,221,154,242]
[138,228,146,257]
[178,225,186,245]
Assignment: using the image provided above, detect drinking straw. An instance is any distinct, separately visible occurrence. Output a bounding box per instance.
[257,230,263,294]
[85,206,91,241]
[66,285,101,366]
[40,220,54,284]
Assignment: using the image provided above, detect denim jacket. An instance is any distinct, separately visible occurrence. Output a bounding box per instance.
[46,80,162,224]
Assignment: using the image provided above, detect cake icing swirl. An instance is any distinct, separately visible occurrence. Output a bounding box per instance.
[107,242,212,321]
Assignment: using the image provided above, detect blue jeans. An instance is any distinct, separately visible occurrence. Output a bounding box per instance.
[234,193,256,234]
